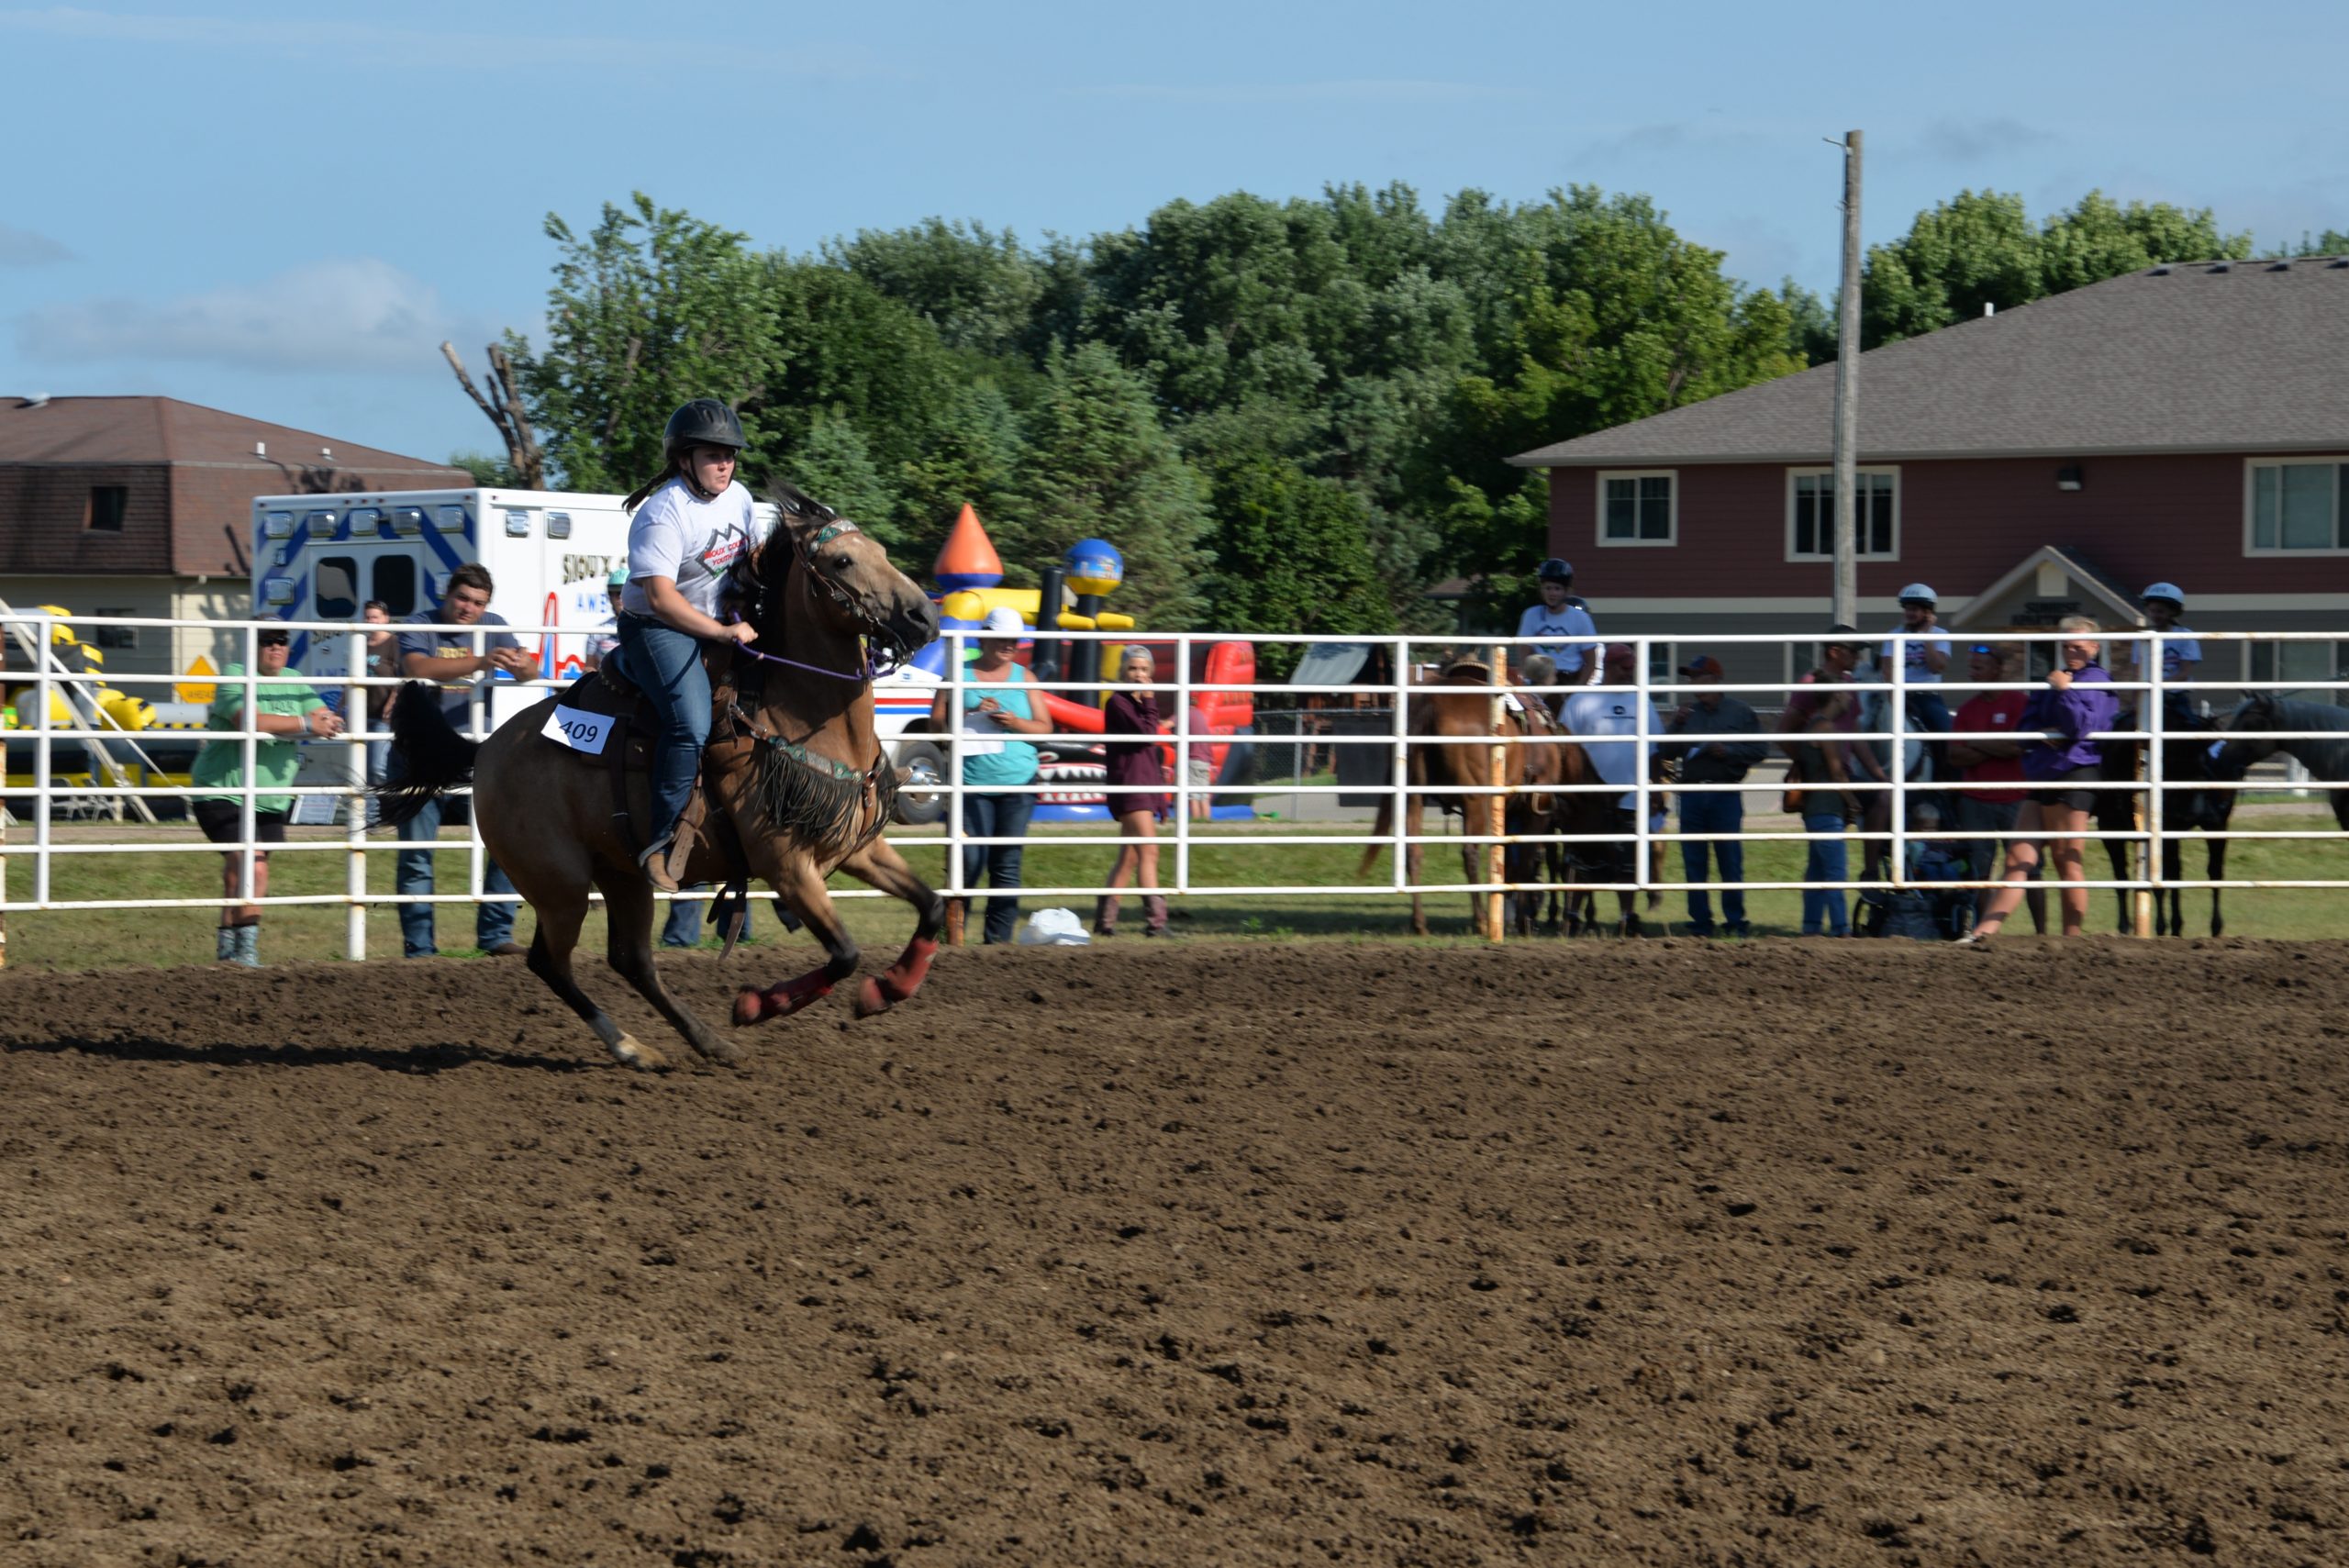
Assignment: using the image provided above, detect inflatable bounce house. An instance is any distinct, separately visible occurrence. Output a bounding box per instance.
[901,506,1254,823]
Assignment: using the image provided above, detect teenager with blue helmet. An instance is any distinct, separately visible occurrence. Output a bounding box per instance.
[1517,558,1599,686]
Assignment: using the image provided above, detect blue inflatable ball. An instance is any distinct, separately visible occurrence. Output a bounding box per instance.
[1065,538,1124,597]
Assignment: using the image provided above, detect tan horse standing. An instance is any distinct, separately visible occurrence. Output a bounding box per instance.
[1357,662,1580,939]
[380,493,943,1069]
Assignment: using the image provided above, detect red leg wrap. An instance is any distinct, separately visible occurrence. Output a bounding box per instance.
[732,965,835,1027]
[853,937,938,1018]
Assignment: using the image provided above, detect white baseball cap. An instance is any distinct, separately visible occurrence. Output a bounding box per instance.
[981,606,1026,634]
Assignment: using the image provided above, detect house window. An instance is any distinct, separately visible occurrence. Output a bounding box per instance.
[2247,458,2349,552]
[1597,471,1675,546]
[1787,470,1898,560]
[95,609,139,651]
[2249,639,2343,706]
[87,485,128,531]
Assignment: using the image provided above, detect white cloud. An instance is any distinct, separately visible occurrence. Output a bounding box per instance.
[0,222,76,265]
[1916,117,2055,162]
[16,257,498,373]
[1072,79,1517,106]
[0,6,879,75]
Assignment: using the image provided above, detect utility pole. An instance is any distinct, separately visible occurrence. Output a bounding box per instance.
[1831,129,1863,627]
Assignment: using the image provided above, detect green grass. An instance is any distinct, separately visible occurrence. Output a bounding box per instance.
[4,814,2345,972]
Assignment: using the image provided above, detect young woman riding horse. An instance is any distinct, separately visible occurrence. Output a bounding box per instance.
[380,480,942,1071]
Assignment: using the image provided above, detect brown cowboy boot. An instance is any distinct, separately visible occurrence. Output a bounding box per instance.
[640,764,711,892]
[1094,894,1121,937]
[1141,895,1170,937]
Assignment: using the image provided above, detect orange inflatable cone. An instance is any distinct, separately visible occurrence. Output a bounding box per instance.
[932,503,1005,592]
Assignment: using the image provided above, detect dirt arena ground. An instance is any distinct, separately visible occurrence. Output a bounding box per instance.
[4,938,2348,1567]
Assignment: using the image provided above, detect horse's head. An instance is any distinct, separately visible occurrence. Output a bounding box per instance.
[2209,692,2281,780]
[751,484,941,667]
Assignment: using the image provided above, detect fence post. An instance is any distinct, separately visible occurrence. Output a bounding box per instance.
[1390,636,1410,894]
[1487,643,1506,943]
[31,612,53,907]
[2142,629,2164,939]
[1633,638,1652,917]
[238,622,260,933]
[1890,631,1907,893]
[345,623,369,960]
[1174,634,1192,897]
[943,628,966,945]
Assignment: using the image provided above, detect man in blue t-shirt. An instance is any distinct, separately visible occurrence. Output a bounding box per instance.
[1516,558,1598,688]
[391,562,534,958]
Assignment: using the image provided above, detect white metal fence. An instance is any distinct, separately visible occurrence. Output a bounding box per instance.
[5,611,2345,952]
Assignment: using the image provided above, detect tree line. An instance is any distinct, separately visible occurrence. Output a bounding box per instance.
[452,185,2343,640]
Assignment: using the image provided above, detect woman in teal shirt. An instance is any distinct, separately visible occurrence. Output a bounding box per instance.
[189,628,342,965]
[928,607,1049,944]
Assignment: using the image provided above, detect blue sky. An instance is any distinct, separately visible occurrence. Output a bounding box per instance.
[5,0,2343,467]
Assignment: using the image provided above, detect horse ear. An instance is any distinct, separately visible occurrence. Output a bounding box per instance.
[766,482,841,541]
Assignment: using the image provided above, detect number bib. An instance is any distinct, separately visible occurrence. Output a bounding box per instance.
[541,704,613,756]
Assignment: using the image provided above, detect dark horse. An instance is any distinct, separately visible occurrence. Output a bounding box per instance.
[2209,690,2349,853]
[2095,719,2236,937]
[381,491,943,1070]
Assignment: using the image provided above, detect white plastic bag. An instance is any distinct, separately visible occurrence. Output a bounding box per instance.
[1015,907,1091,946]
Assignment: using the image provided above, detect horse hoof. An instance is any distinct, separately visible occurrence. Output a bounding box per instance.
[691,1033,743,1067]
[732,988,765,1027]
[611,1033,667,1072]
[853,977,889,1018]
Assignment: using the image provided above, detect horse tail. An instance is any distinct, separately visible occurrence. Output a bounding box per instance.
[1359,794,1394,880]
[373,682,479,831]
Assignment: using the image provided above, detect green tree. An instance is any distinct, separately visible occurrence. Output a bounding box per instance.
[894,380,1032,573]
[2037,190,2253,295]
[786,412,899,545]
[447,450,522,487]
[518,194,784,492]
[766,261,962,484]
[1019,342,1212,628]
[1196,450,1397,675]
[2290,228,2349,255]
[826,218,1047,361]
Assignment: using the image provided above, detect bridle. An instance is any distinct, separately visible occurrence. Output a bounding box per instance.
[728,504,911,683]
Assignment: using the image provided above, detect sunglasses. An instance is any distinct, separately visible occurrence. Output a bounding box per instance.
[259,635,292,648]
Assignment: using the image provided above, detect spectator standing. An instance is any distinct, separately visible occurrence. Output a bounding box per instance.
[587,565,626,673]
[359,600,397,825]
[395,562,533,958]
[1663,654,1765,937]
[1517,559,1599,687]
[1184,703,1215,820]
[1563,642,1664,932]
[1959,617,2121,941]
[1776,626,1883,937]
[1096,646,1172,937]
[189,628,343,966]
[930,606,1047,944]
[1946,642,2046,933]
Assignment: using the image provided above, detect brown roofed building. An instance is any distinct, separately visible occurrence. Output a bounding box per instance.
[1510,258,2349,697]
[0,395,470,680]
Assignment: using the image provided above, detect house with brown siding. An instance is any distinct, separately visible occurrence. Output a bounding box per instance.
[1510,258,2349,698]
[0,395,469,682]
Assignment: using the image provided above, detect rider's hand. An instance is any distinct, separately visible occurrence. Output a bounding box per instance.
[728,622,759,646]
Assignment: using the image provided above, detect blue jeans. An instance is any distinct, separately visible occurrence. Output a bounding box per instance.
[1801,810,1849,935]
[1679,788,1746,932]
[392,778,518,956]
[961,787,1033,944]
[662,884,759,948]
[363,736,392,828]
[616,613,712,845]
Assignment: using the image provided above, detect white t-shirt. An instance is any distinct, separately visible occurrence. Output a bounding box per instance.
[1563,688,1663,809]
[1517,601,1598,675]
[1877,628,1953,684]
[620,478,757,619]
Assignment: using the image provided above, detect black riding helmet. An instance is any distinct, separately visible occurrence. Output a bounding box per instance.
[1537,557,1575,584]
[663,398,746,467]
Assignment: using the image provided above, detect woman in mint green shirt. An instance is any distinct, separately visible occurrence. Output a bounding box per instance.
[927,607,1050,943]
[188,628,342,965]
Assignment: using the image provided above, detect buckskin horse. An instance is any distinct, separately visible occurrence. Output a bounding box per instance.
[379,489,943,1070]
[1356,662,1578,939]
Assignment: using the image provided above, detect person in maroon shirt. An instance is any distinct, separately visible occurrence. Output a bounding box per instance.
[1097,646,1172,937]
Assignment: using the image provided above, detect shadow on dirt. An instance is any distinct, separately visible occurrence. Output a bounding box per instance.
[4,1036,593,1073]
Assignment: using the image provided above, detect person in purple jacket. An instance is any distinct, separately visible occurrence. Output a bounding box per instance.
[1958,617,2120,941]
[1096,646,1173,937]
